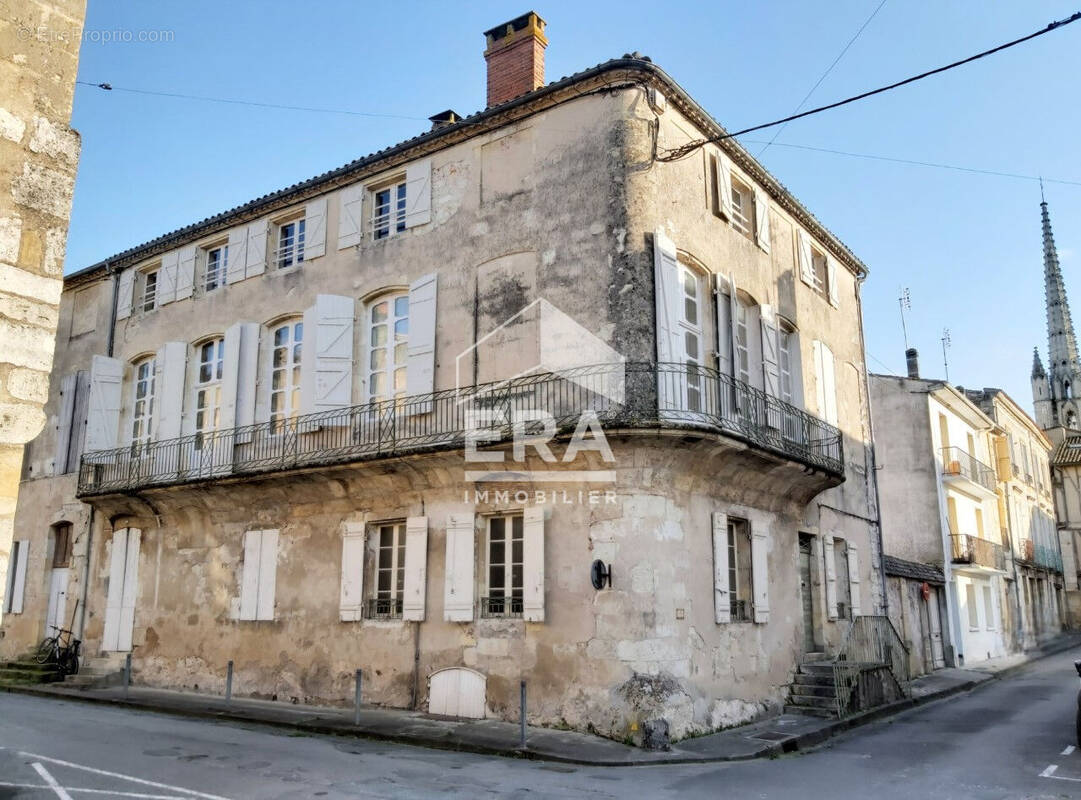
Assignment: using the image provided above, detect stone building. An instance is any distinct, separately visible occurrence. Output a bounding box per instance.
[0,1,85,625]
[1,13,886,741]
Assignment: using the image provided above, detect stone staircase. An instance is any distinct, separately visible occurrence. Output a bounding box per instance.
[63,656,126,689]
[0,658,64,686]
[785,661,838,718]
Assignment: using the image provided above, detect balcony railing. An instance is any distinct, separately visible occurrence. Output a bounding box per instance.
[77,362,844,496]
[1016,538,1063,573]
[949,534,1006,571]
[941,446,997,494]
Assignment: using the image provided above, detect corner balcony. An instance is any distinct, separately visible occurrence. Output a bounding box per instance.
[76,362,844,497]
[940,446,997,496]
[949,534,1006,572]
[1016,538,1063,573]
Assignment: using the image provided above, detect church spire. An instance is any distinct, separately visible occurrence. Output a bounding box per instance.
[1042,197,1079,376]
[1032,347,1046,379]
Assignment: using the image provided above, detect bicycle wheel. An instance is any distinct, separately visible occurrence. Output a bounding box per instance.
[58,647,79,676]
[34,637,57,664]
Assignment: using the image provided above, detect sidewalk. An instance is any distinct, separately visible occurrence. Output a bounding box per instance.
[4,632,1080,767]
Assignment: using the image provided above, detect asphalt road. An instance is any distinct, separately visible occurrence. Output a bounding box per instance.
[1,647,1079,799]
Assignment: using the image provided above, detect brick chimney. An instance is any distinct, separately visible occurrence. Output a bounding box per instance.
[483,12,548,108]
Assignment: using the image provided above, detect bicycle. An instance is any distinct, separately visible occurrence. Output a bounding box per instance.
[33,601,81,676]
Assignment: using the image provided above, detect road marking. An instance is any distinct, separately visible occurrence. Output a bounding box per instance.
[1062,745,1076,756]
[19,752,231,800]
[0,783,187,799]
[1040,765,1058,777]
[31,763,73,800]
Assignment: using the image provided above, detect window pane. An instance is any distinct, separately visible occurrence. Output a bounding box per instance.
[490,517,505,540]
[371,302,387,324]
[394,296,409,317]
[370,349,386,371]
[371,325,387,347]
[394,318,408,337]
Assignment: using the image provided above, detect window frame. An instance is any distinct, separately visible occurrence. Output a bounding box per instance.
[727,517,754,622]
[482,512,524,619]
[203,242,228,293]
[269,318,303,434]
[677,262,705,413]
[130,356,156,447]
[367,520,406,620]
[273,216,306,270]
[965,582,980,630]
[51,522,73,569]
[982,585,995,631]
[370,176,408,240]
[193,337,225,448]
[141,268,159,313]
[364,293,409,405]
[729,174,753,239]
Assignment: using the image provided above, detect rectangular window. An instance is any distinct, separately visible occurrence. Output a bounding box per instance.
[52,523,73,569]
[727,518,753,621]
[484,513,523,618]
[810,248,829,299]
[194,339,224,449]
[730,176,752,237]
[204,245,227,292]
[131,358,156,447]
[982,585,995,630]
[369,522,405,619]
[680,266,703,413]
[373,180,407,240]
[142,270,158,312]
[275,219,305,269]
[270,320,303,433]
[966,583,979,629]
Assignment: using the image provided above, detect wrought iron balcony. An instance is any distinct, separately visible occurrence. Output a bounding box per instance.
[950,534,1006,571]
[76,362,844,497]
[1016,538,1063,573]
[941,446,997,494]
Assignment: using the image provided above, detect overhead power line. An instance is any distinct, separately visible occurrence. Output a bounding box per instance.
[660,10,1081,162]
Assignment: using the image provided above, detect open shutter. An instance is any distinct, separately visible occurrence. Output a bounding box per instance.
[753,187,771,253]
[751,529,769,623]
[103,532,127,648]
[405,158,432,228]
[240,530,261,620]
[305,197,327,260]
[847,543,862,616]
[797,230,815,287]
[176,245,196,300]
[821,343,837,425]
[6,540,28,614]
[444,513,475,622]
[225,226,248,284]
[257,529,278,621]
[157,250,179,306]
[54,373,78,474]
[760,305,780,400]
[827,257,839,307]
[245,220,268,279]
[824,533,838,620]
[522,507,545,622]
[407,272,438,403]
[300,295,354,415]
[712,512,730,624]
[653,229,682,364]
[339,524,365,622]
[338,185,363,249]
[403,516,429,622]
[116,269,135,320]
[715,276,733,377]
[117,528,141,652]
[85,355,123,453]
[715,150,733,221]
[154,341,187,441]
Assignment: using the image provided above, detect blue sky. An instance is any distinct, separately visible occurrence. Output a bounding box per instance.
[66,1,1081,413]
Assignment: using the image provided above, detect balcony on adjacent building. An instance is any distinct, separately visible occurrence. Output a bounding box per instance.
[1016,538,1063,573]
[76,362,845,497]
[940,446,997,495]
[950,534,1006,572]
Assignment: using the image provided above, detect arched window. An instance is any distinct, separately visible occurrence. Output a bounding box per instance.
[1067,409,1078,429]
[270,318,303,432]
[194,338,224,445]
[131,356,156,446]
[1065,381,1073,400]
[366,294,409,403]
[734,294,761,389]
[778,322,796,405]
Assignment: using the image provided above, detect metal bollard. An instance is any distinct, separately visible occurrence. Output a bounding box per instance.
[225,660,234,706]
[123,653,131,698]
[354,669,363,726]
[520,680,527,750]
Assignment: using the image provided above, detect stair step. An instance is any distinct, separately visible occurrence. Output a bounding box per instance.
[798,663,835,676]
[793,673,834,687]
[789,684,837,699]
[784,704,837,718]
[786,693,837,710]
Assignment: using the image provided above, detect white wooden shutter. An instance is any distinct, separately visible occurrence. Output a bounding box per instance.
[751,529,769,623]
[116,269,135,320]
[444,513,475,622]
[85,355,123,453]
[403,516,429,621]
[256,528,278,621]
[157,250,179,306]
[103,532,126,648]
[760,305,780,400]
[225,226,248,284]
[827,257,839,307]
[154,341,187,441]
[338,185,363,249]
[176,245,197,300]
[522,507,545,622]
[305,197,327,260]
[653,229,682,363]
[407,272,438,402]
[405,159,432,228]
[245,220,268,278]
[753,187,771,253]
[240,530,261,620]
[220,323,243,431]
[797,230,815,286]
[821,343,837,425]
[339,524,365,622]
[54,372,78,474]
[824,533,838,620]
[715,150,733,221]
[300,295,354,415]
[715,276,732,377]
[712,512,730,624]
[6,540,28,614]
[847,542,862,616]
[117,528,141,652]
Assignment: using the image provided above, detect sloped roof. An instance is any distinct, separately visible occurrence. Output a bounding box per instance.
[1052,434,1081,466]
[883,555,945,585]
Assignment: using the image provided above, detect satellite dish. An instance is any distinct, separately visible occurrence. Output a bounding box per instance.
[591,559,612,590]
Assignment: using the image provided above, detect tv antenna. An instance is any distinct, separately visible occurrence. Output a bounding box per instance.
[898,287,912,349]
[941,328,952,382]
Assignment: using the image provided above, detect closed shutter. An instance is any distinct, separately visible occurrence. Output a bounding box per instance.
[85,355,123,453]
[153,341,187,441]
[300,295,354,415]
[827,257,839,307]
[103,532,127,648]
[54,373,78,474]
[339,524,365,622]
[847,543,861,616]
[751,529,769,623]
[788,333,805,409]
[522,507,545,622]
[405,159,432,228]
[176,245,197,300]
[753,187,771,253]
[240,530,261,620]
[225,226,248,284]
[712,511,730,624]
[116,269,135,320]
[403,516,429,621]
[797,230,815,286]
[338,185,363,249]
[444,513,475,622]
[715,276,733,377]
[157,251,179,306]
[824,533,838,620]
[407,272,438,403]
[256,529,278,621]
[117,528,141,652]
[760,305,780,400]
[716,150,733,221]
[245,220,268,279]
[305,197,327,259]
[5,540,28,614]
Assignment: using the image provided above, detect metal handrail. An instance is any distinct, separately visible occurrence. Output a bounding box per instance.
[77,361,844,496]
[949,534,1006,571]
[831,615,910,718]
[1016,537,1063,572]
[940,446,997,493]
